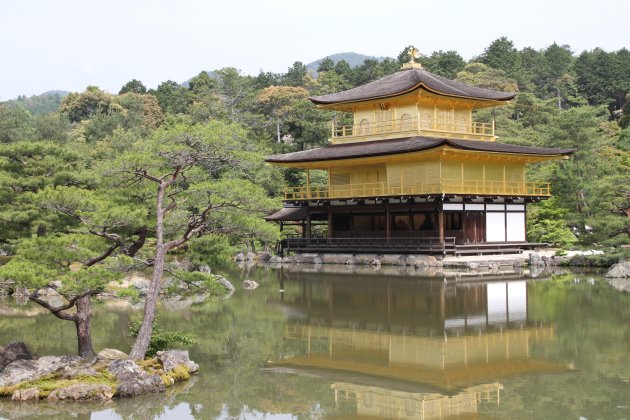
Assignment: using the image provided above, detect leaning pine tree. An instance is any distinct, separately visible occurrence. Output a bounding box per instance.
[0,120,279,359]
[107,121,279,360]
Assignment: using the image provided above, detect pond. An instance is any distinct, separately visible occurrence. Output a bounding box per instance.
[0,264,629,419]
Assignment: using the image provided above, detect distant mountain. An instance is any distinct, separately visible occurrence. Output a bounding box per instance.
[306,52,392,74]
[3,90,70,115]
[40,90,70,97]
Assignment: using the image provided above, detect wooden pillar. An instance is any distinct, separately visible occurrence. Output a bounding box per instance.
[386,202,391,242]
[438,209,445,243]
[306,207,311,239]
[306,169,311,199]
[327,205,333,239]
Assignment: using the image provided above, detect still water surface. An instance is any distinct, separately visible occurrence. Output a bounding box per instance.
[0,265,629,419]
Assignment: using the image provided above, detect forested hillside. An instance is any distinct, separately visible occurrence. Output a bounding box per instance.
[1,37,629,253]
[3,91,69,116]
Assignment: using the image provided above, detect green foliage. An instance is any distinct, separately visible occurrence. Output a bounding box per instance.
[188,235,236,268]
[620,93,630,129]
[163,268,228,297]
[3,91,67,116]
[119,79,147,95]
[151,80,192,114]
[116,287,141,302]
[0,141,92,242]
[456,62,518,92]
[479,36,522,79]
[574,48,630,110]
[129,318,196,357]
[527,198,577,247]
[282,61,309,87]
[0,104,34,143]
[0,234,123,294]
[422,50,466,79]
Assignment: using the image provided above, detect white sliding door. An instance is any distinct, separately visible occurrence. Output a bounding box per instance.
[506,212,526,241]
[486,212,506,242]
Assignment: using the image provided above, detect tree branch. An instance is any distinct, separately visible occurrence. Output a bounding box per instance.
[84,241,121,267]
[28,291,90,321]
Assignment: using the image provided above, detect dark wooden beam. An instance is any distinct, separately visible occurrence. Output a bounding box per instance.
[327,206,333,239]
[386,202,391,242]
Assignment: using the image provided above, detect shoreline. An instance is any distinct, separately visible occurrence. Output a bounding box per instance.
[242,249,611,270]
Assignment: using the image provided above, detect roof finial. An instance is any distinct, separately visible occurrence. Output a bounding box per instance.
[402,47,423,70]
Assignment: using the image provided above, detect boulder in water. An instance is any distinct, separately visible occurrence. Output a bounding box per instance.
[108,359,165,397]
[605,261,630,278]
[242,280,259,290]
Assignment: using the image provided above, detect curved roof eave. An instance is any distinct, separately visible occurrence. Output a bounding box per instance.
[309,84,516,106]
[265,136,575,165]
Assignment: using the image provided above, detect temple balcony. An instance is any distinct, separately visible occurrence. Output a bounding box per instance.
[331,117,495,144]
[283,180,551,201]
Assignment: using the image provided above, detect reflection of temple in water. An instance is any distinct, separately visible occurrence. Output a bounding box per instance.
[269,272,566,418]
[332,382,501,419]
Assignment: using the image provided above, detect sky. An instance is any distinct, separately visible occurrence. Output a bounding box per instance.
[1,0,628,99]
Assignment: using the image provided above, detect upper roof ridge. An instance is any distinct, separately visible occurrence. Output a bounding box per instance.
[309,67,516,105]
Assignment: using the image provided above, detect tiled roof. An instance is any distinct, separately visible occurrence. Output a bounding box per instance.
[264,206,308,221]
[266,136,575,163]
[310,67,516,105]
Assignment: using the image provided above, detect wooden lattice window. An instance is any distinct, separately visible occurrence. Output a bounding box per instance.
[456,116,467,132]
[358,119,370,135]
[400,113,412,131]
[420,113,432,129]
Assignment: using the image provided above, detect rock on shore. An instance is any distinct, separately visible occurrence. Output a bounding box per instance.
[0,342,35,373]
[0,343,199,402]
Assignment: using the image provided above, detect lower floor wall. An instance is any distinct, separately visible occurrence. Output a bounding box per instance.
[288,200,527,244]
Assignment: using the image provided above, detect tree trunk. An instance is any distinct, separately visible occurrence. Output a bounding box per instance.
[126,227,148,257]
[36,224,47,237]
[276,118,281,143]
[128,246,167,360]
[75,295,95,358]
[129,183,167,360]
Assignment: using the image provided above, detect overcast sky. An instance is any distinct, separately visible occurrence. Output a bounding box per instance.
[1,0,628,99]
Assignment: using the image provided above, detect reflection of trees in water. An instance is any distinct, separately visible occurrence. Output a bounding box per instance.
[0,301,136,356]
[481,274,630,419]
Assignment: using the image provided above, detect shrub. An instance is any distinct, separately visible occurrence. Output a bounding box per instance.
[129,318,195,357]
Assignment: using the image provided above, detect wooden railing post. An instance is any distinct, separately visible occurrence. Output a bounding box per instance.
[438,210,445,245]
[327,206,333,240]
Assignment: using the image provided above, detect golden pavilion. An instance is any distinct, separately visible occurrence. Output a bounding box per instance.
[265,50,574,255]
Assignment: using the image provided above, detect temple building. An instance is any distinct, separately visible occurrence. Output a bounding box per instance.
[265,50,574,255]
